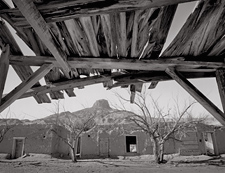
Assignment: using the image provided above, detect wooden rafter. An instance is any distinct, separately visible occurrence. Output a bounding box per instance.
[18,73,119,100]
[216,69,225,112]
[4,70,214,100]
[0,43,9,105]
[165,67,225,126]
[13,0,74,79]
[0,64,54,113]
[3,0,196,27]
[0,20,51,104]
[163,0,225,57]
[9,55,225,72]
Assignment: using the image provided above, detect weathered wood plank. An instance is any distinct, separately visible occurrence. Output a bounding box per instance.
[64,19,91,56]
[0,20,51,103]
[118,12,127,57]
[216,69,225,112]
[148,81,159,89]
[80,17,100,57]
[163,0,225,57]
[141,5,177,59]
[131,10,141,58]
[4,0,196,27]
[0,64,54,113]
[130,84,136,103]
[44,67,76,99]
[0,1,30,46]
[0,43,9,105]
[165,67,225,126]
[19,73,120,99]
[13,0,72,79]
[23,28,41,55]
[100,14,116,57]
[9,55,225,72]
[2,70,214,100]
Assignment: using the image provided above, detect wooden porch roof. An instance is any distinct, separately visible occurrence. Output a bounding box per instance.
[1,0,225,125]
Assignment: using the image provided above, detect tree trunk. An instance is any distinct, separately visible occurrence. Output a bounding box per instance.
[159,141,165,163]
[152,137,160,164]
[70,139,77,162]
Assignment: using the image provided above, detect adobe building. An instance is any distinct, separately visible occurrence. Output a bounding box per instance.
[1,120,225,160]
[78,123,225,159]
[78,124,181,159]
[0,124,70,159]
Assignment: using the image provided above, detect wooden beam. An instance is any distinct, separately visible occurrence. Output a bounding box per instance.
[4,0,197,27]
[18,73,118,99]
[12,0,73,79]
[9,55,225,72]
[0,43,9,105]
[148,81,159,89]
[163,0,225,57]
[0,64,54,113]
[0,20,51,104]
[165,67,225,126]
[216,69,225,112]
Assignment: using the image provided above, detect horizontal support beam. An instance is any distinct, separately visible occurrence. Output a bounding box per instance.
[0,64,54,113]
[3,0,197,27]
[9,55,225,72]
[19,73,120,99]
[166,67,225,126]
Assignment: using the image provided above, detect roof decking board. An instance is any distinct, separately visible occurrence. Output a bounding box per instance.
[1,0,225,125]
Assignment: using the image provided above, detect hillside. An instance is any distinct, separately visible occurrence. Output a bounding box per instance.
[31,99,132,125]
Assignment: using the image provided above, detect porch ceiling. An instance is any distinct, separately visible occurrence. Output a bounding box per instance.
[1,0,225,125]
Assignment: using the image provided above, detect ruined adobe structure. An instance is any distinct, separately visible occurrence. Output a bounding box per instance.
[1,100,225,159]
[0,124,70,159]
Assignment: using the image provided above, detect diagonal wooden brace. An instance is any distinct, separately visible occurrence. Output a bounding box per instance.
[166,67,225,126]
[0,43,10,105]
[0,64,54,113]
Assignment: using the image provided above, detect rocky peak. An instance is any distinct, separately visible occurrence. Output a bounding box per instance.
[92,99,111,109]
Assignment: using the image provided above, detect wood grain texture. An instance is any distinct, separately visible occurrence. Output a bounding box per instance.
[148,81,159,89]
[0,21,51,103]
[9,55,225,72]
[0,43,9,105]
[216,69,225,112]
[2,0,195,27]
[163,0,225,57]
[13,0,72,78]
[0,64,54,113]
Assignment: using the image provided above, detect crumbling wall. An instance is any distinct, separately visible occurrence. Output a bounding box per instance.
[80,126,179,159]
[215,128,225,154]
[0,124,53,156]
[51,125,70,158]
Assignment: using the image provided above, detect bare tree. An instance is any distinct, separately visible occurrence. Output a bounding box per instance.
[113,85,202,164]
[0,108,14,143]
[48,100,96,162]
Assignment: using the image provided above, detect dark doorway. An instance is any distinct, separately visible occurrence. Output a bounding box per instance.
[126,136,137,153]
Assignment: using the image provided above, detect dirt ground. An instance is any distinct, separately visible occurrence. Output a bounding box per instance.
[0,154,225,173]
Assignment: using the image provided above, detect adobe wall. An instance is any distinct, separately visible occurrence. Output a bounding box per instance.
[80,128,179,158]
[51,125,70,158]
[0,124,53,155]
[215,128,225,154]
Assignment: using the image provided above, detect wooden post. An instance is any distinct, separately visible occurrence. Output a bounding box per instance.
[0,64,54,113]
[165,67,225,126]
[216,69,225,112]
[0,43,10,105]
[148,81,159,89]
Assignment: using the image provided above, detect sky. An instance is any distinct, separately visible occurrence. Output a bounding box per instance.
[0,1,222,121]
